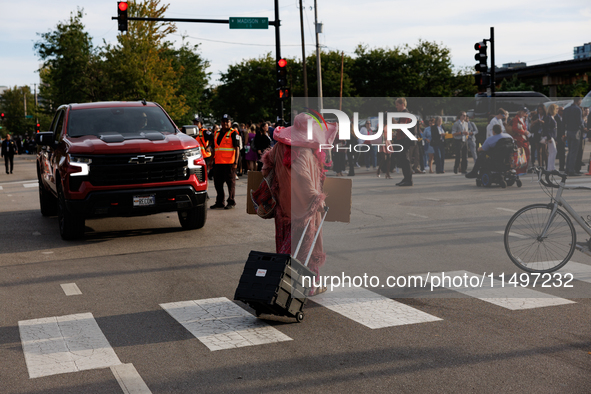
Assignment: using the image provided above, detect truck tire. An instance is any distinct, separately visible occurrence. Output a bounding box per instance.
[57,185,85,240]
[178,203,207,230]
[39,181,58,216]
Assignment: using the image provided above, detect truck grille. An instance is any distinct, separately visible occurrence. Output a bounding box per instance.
[87,151,190,186]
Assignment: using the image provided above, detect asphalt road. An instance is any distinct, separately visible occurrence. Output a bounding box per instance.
[1,154,591,393]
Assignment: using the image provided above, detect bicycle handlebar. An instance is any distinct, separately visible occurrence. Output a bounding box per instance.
[534,167,567,188]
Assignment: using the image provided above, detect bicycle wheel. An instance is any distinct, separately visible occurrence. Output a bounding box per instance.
[504,203,576,273]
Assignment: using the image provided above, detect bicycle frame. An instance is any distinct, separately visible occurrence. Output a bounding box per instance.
[540,179,591,240]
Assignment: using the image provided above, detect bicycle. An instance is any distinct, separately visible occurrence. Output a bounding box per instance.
[504,167,591,273]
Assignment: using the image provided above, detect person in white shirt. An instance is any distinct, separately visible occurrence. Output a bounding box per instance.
[465,115,479,166]
[359,119,376,170]
[451,112,469,173]
[486,108,507,139]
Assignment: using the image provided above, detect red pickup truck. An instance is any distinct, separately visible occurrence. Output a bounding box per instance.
[35,101,208,240]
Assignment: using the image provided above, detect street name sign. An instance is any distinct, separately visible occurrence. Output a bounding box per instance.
[229,17,268,29]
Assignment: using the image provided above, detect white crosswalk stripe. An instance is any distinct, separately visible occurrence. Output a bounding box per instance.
[18,313,121,378]
[311,287,442,329]
[160,297,292,351]
[422,270,575,310]
[558,261,591,284]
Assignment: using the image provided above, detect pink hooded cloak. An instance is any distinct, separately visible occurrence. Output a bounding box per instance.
[262,113,338,279]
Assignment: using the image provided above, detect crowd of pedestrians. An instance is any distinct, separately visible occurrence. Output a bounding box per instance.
[327,97,591,182]
[189,115,280,210]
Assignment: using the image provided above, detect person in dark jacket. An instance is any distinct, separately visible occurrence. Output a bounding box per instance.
[1,134,18,174]
[541,104,558,171]
[564,97,585,176]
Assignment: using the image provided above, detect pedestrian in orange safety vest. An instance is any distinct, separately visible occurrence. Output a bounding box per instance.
[210,114,240,210]
[192,116,214,178]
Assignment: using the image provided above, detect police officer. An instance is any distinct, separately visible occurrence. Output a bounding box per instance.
[210,114,240,209]
[1,134,18,174]
[192,116,213,177]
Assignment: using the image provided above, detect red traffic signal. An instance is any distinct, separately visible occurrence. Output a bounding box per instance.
[36,123,40,133]
[117,2,128,32]
[0,113,4,120]
[277,58,287,87]
[474,41,488,73]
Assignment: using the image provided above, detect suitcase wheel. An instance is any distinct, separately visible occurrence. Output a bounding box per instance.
[295,312,304,323]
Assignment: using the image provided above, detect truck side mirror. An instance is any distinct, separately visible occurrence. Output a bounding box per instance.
[35,131,55,148]
[182,125,198,137]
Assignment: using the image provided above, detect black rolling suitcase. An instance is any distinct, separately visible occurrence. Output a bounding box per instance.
[234,208,328,322]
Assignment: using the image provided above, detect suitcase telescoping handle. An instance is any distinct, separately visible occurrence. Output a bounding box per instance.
[292,206,329,267]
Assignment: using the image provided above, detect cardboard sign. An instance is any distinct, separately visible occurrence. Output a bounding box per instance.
[247,171,264,214]
[247,171,352,223]
[323,177,352,223]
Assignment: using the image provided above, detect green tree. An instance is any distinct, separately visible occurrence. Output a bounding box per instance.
[162,41,211,126]
[300,50,356,98]
[0,86,49,137]
[212,53,277,122]
[101,0,188,121]
[34,8,99,110]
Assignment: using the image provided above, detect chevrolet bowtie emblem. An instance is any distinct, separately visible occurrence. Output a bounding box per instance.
[129,155,154,164]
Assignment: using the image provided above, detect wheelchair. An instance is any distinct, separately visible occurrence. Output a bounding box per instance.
[475,138,522,188]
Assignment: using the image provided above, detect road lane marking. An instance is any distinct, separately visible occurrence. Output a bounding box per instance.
[0,179,37,186]
[407,213,429,219]
[422,270,575,310]
[496,208,517,213]
[160,297,292,351]
[23,183,38,188]
[18,313,121,378]
[558,261,591,284]
[312,287,442,329]
[60,283,82,296]
[111,364,152,394]
[495,231,528,239]
[422,197,440,201]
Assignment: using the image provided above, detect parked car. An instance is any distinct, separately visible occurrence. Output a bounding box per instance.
[35,101,208,240]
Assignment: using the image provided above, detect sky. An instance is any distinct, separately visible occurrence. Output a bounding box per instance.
[1,0,590,92]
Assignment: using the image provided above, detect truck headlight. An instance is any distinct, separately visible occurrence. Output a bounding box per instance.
[69,155,92,176]
[183,148,202,168]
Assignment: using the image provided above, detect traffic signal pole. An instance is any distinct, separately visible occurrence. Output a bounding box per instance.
[490,27,495,97]
[112,1,285,124]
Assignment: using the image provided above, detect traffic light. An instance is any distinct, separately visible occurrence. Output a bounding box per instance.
[474,42,488,73]
[277,58,287,87]
[36,123,40,133]
[117,1,128,32]
[0,113,4,120]
[473,73,491,88]
[278,88,290,100]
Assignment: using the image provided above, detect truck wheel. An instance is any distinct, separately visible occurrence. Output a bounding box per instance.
[57,185,85,240]
[39,182,57,216]
[178,203,207,230]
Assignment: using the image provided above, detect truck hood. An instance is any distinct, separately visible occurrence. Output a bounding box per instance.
[65,132,198,154]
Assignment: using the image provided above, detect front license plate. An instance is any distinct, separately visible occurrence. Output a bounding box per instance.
[133,195,156,207]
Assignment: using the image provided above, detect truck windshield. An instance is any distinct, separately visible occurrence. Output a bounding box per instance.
[67,107,176,137]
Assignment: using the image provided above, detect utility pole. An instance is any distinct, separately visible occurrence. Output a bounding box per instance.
[23,87,27,118]
[299,0,308,109]
[314,0,323,112]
